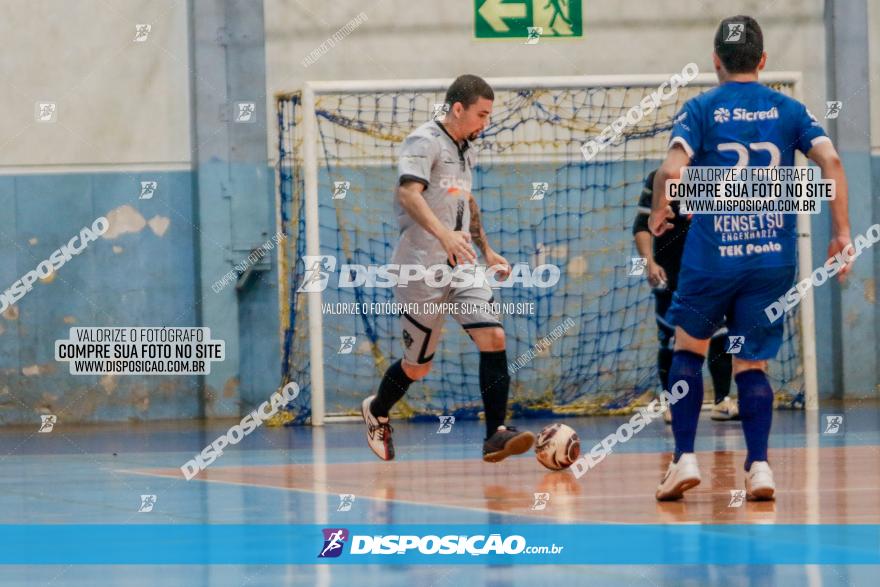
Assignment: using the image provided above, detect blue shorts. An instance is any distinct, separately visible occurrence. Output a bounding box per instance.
[666,265,797,361]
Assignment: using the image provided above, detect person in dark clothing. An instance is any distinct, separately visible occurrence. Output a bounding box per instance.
[632,170,737,422]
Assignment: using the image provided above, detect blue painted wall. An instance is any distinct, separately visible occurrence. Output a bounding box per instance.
[0,168,279,425]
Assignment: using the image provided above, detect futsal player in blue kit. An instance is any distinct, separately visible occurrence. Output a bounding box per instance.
[649,15,853,501]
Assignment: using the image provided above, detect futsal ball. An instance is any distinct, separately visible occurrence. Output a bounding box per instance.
[534,423,580,470]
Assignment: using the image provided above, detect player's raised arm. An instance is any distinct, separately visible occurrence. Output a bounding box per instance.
[649,145,690,237]
[397,180,476,265]
[807,141,852,282]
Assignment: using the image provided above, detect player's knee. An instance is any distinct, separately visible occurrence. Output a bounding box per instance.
[473,327,505,352]
[486,328,506,351]
[732,358,766,375]
[402,360,432,380]
[673,326,710,355]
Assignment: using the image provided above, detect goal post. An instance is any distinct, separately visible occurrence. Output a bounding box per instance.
[790,77,820,412]
[300,83,327,425]
[276,72,817,425]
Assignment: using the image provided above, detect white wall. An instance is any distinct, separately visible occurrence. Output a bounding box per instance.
[0,0,191,169]
[264,0,837,160]
[0,1,874,165]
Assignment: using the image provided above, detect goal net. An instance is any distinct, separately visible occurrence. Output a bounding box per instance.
[274,74,812,425]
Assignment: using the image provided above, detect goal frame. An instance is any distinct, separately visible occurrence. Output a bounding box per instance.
[284,72,818,425]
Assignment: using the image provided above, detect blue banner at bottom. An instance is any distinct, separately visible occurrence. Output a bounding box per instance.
[0,524,878,564]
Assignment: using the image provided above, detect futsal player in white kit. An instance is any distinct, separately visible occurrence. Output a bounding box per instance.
[361,74,535,463]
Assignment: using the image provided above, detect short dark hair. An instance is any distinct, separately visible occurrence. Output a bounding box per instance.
[714,15,764,73]
[445,74,494,109]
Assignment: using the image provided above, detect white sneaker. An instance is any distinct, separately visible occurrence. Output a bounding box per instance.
[656,453,701,501]
[362,395,394,461]
[711,396,740,421]
[745,461,776,501]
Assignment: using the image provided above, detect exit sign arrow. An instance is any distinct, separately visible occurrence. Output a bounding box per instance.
[478,0,527,33]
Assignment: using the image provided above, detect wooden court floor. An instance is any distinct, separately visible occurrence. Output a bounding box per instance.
[136,444,880,524]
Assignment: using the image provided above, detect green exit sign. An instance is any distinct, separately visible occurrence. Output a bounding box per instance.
[475,0,582,39]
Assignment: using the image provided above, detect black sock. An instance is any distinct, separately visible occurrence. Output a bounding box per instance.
[370,359,413,418]
[708,335,732,403]
[657,346,673,392]
[480,350,510,438]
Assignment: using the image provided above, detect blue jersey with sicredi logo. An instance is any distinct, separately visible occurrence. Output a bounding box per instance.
[669,81,830,272]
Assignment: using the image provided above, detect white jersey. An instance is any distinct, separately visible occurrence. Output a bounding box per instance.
[392,121,475,267]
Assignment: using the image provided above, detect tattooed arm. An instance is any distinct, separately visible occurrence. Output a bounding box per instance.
[468,193,510,279]
[467,193,490,256]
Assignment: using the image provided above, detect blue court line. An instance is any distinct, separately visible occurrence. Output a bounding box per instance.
[1,524,878,564]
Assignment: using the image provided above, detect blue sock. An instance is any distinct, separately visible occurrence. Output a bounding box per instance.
[669,350,705,459]
[736,369,774,471]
